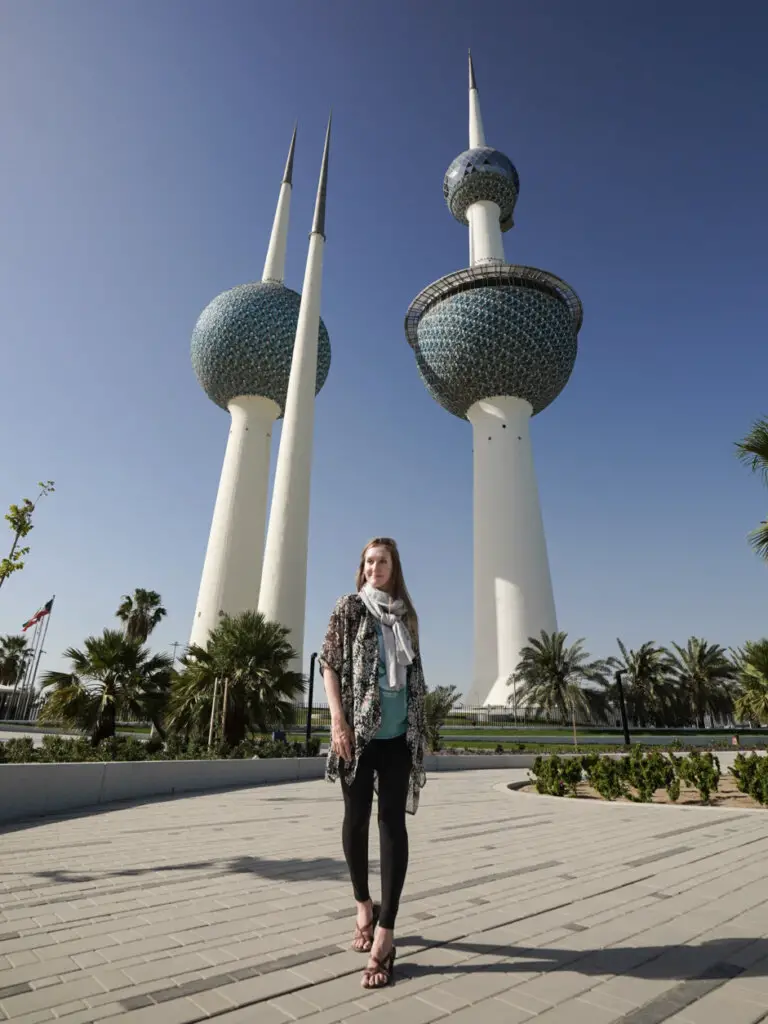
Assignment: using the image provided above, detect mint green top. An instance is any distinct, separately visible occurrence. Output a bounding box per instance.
[374,622,408,739]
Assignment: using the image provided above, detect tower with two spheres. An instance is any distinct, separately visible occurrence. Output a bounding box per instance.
[406,55,583,706]
[190,121,332,670]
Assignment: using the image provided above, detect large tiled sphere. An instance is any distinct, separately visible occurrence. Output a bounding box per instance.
[414,285,577,419]
[444,148,520,231]
[191,281,331,416]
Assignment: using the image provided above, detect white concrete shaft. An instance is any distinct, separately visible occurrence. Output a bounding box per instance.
[468,199,505,266]
[189,395,280,650]
[465,396,557,707]
[258,231,324,669]
[261,181,291,283]
[469,85,486,148]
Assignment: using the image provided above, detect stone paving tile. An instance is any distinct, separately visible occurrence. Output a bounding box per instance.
[3,770,768,1021]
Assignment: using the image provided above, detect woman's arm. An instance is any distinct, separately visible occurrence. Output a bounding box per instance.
[324,665,345,720]
[323,665,354,763]
[319,596,354,763]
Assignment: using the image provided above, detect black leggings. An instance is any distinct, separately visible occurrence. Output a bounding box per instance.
[341,735,412,930]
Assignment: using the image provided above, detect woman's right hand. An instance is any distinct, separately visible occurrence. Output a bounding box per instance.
[331,715,354,763]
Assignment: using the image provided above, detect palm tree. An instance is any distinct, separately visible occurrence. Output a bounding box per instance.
[733,640,768,725]
[665,638,736,729]
[736,417,768,560]
[0,634,31,716]
[167,610,304,748]
[0,634,29,687]
[39,630,173,744]
[610,640,674,727]
[511,630,611,747]
[425,685,461,752]
[116,589,167,643]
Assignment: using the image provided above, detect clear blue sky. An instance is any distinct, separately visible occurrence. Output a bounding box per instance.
[1,0,766,700]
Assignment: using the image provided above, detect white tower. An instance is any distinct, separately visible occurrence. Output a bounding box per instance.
[405,54,582,706]
[189,126,332,651]
[258,116,332,670]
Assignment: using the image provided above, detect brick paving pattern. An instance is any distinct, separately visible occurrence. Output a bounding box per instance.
[2,769,768,1022]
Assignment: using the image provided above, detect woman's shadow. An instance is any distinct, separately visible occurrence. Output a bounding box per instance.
[394,934,767,982]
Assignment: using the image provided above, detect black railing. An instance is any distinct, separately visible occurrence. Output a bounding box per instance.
[0,699,750,733]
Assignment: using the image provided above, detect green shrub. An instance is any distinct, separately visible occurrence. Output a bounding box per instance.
[730,753,768,804]
[37,736,98,763]
[676,751,720,803]
[1,737,36,763]
[0,732,322,764]
[620,748,679,803]
[583,754,628,801]
[530,755,582,797]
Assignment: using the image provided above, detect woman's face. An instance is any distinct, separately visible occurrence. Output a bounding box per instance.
[364,545,393,591]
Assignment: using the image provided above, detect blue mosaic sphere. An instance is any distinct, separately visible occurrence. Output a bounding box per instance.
[444,148,520,231]
[414,285,577,419]
[191,281,331,416]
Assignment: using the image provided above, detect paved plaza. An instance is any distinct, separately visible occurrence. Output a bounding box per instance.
[3,768,768,1023]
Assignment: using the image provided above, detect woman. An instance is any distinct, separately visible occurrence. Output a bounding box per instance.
[320,537,427,989]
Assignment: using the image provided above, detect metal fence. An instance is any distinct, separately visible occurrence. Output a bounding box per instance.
[0,698,741,733]
[292,703,630,731]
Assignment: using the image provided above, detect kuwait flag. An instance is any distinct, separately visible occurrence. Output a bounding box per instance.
[22,597,54,632]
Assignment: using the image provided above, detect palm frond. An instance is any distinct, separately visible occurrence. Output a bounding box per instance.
[747,520,768,560]
[736,418,768,482]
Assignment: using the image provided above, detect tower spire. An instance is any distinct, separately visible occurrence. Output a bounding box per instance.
[468,49,486,148]
[262,124,297,282]
[311,114,331,238]
[282,121,297,184]
[259,116,332,669]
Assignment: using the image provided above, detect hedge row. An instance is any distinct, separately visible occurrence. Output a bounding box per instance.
[0,734,321,764]
[530,749,722,803]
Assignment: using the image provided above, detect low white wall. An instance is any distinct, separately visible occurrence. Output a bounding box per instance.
[0,757,328,825]
[0,753,540,825]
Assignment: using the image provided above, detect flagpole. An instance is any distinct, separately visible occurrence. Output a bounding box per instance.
[21,617,44,719]
[25,617,43,698]
[23,618,43,687]
[26,603,53,718]
[24,597,54,719]
[13,617,41,719]
[7,648,30,719]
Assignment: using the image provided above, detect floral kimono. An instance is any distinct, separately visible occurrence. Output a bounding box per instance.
[319,592,428,814]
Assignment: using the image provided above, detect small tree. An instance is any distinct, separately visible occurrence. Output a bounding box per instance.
[609,640,673,727]
[0,481,55,593]
[167,611,304,748]
[665,638,735,729]
[424,685,461,752]
[39,630,173,745]
[511,631,611,749]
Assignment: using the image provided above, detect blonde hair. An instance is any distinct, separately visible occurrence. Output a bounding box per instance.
[356,537,418,639]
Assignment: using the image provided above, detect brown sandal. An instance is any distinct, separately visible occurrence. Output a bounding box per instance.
[351,902,380,952]
[361,946,396,988]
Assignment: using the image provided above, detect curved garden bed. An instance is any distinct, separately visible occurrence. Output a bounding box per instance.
[515,750,768,809]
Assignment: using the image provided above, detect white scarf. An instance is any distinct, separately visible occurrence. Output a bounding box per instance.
[359,583,414,692]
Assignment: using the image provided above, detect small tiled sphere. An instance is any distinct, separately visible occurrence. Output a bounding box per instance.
[444,148,520,229]
[413,285,577,419]
[191,281,331,416]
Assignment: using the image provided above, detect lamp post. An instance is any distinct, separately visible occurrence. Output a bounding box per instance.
[614,670,631,747]
[306,652,317,751]
[208,677,219,749]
